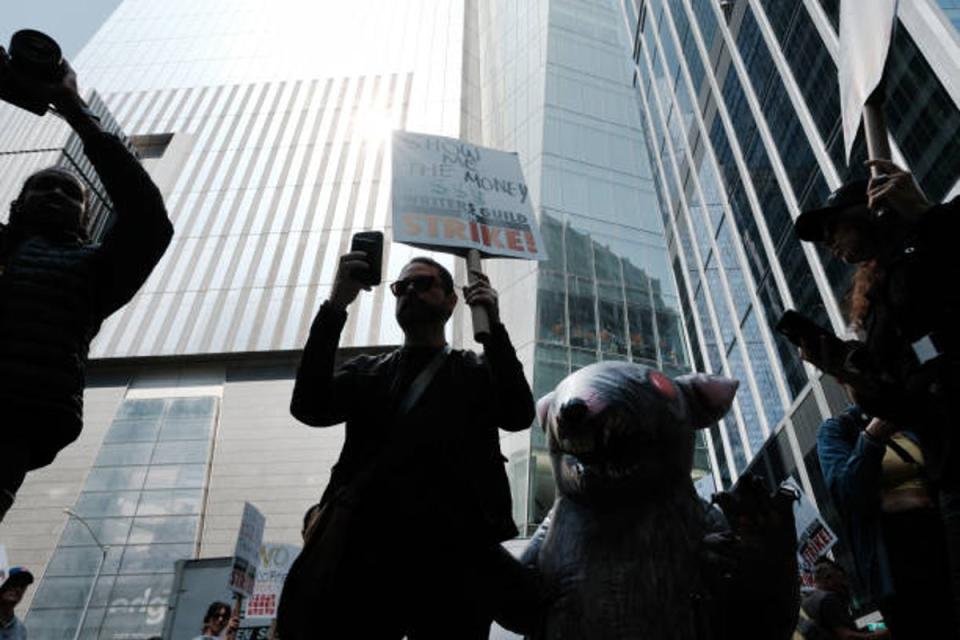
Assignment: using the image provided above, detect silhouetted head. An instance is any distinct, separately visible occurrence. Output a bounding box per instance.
[795,180,883,264]
[0,567,33,609]
[10,167,88,241]
[537,362,738,502]
[393,257,457,332]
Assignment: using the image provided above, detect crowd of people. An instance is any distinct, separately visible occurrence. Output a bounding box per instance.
[0,33,958,640]
[792,162,960,638]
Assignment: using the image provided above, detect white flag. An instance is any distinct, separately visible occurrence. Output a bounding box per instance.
[838,0,898,163]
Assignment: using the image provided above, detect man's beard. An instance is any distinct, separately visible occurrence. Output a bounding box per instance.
[396,296,448,331]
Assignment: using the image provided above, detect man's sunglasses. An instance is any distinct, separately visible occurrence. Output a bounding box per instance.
[389,275,437,297]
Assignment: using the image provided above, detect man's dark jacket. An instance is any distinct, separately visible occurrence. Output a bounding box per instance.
[291,301,535,543]
[0,131,173,467]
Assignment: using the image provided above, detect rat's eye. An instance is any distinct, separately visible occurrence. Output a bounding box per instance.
[647,370,676,400]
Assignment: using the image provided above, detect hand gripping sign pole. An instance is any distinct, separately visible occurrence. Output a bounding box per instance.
[838,0,898,175]
[466,248,490,339]
[392,131,548,341]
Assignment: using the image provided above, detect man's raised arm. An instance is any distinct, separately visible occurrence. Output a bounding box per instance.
[53,63,173,316]
[290,252,371,426]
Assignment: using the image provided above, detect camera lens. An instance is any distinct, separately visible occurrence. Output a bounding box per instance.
[9,30,63,82]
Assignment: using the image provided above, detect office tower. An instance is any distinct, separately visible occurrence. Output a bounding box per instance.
[0,0,689,636]
[624,0,959,590]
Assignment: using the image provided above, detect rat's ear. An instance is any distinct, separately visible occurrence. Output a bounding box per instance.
[536,392,555,431]
[675,374,739,429]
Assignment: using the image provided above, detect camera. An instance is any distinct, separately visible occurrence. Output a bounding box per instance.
[0,30,66,116]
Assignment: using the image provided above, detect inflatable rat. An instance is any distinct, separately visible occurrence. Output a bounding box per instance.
[512,362,797,640]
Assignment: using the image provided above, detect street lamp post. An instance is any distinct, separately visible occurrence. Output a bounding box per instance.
[63,508,109,640]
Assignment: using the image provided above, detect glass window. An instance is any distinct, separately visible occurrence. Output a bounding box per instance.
[96,442,155,467]
[44,547,123,578]
[29,576,115,610]
[939,1,960,31]
[75,491,141,518]
[59,518,133,547]
[136,489,203,516]
[537,270,567,345]
[143,464,206,490]
[690,0,719,53]
[598,283,628,356]
[885,25,960,202]
[158,417,213,441]
[742,308,785,429]
[128,516,200,545]
[568,275,597,350]
[656,296,688,369]
[167,396,217,419]
[84,466,148,492]
[727,341,765,454]
[150,440,210,465]
[564,223,595,279]
[45,396,218,637]
[115,399,165,421]
[104,419,161,443]
[119,544,193,574]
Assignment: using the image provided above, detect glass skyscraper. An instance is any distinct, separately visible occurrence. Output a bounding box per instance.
[0,0,690,636]
[624,0,959,599]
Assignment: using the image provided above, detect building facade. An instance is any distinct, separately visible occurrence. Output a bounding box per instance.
[0,0,692,637]
[624,0,960,601]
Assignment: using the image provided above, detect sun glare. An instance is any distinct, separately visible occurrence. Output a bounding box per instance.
[353,108,397,141]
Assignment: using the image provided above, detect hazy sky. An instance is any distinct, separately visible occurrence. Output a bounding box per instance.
[1,0,122,58]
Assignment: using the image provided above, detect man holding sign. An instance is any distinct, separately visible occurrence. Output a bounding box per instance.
[279,251,536,638]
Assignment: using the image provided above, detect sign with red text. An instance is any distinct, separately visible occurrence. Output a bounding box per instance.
[783,478,838,587]
[392,131,547,260]
[243,542,299,620]
[229,502,265,597]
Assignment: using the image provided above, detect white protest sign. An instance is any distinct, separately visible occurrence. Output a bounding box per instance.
[229,502,266,597]
[243,543,299,620]
[782,478,838,586]
[392,131,547,261]
[839,0,898,161]
[0,545,8,584]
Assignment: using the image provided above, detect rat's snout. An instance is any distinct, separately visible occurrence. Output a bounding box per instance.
[557,397,590,440]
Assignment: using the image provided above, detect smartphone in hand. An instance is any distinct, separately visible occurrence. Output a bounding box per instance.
[349,231,383,287]
[775,310,847,370]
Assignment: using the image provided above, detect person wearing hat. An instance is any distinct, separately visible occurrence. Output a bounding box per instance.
[0,567,33,640]
[794,159,957,444]
[795,158,960,632]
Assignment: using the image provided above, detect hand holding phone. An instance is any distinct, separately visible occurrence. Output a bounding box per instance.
[349,231,383,287]
[775,311,849,373]
[329,231,383,310]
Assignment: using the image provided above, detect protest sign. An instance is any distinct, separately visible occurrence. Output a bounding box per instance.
[229,502,265,597]
[783,478,838,587]
[243,542,299,620]
[392,131,547,261]
[0,545,8,584]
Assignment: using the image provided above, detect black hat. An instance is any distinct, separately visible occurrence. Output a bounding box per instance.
[795,179,870,242]
[0,567,34,592]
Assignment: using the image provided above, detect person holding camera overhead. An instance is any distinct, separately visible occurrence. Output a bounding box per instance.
[277,245,536,639]
[793,159,960,630]
[0,32,173,521]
